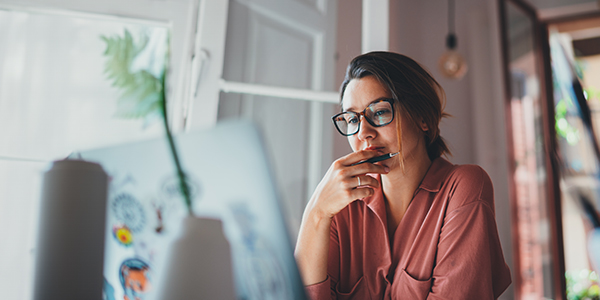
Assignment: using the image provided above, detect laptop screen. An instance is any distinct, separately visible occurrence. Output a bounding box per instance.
[82,120,306,300]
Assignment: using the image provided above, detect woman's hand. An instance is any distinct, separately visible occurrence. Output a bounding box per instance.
[295,150,390,285]
[307,150,389,218]
[307,150,390,220]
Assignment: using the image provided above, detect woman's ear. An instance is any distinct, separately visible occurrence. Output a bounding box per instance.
[420,120,429,132]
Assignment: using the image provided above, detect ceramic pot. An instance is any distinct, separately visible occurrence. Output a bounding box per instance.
[33,160,108,300]
[156,216,236,299]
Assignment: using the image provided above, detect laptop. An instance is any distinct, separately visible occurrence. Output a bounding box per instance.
[81,120,306,300]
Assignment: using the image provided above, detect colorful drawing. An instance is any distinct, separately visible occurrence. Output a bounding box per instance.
[103,277,115,300]
[230,203,292,300]
[152,203,164,234]
[111,193,146,233]
[111,174,136,191]
[113,225,133,247]
[148,173,200,234]
[160,173,201,202]
[119,258,151,300]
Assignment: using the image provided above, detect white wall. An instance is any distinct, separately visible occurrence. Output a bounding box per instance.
[336,0,514,299]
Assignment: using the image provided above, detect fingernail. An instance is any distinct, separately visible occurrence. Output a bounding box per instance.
[384,167,390,172]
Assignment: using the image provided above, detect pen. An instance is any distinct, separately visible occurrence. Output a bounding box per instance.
[351,152,399,166]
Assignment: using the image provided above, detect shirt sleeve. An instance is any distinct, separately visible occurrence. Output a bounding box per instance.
[427,167,511,300]
[305,276,332,300]
[304,217,340,300]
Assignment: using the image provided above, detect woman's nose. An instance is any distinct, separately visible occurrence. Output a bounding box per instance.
[356,116,376,140]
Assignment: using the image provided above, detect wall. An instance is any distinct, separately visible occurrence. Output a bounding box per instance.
[333,0,362,157]
[391,1,514,298]
[336,0,515,299]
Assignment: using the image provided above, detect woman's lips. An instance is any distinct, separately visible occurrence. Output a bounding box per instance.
[364,146,385,154]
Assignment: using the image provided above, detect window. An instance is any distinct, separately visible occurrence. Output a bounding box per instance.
[0,0,340,298]
[501,0,559,298]
[0,1,197,298]
[214,0,338,240]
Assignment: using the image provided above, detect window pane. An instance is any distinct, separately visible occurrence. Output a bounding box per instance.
[549,20,600,299]
[0,9,168,298]
[219,0,339,243]
[0,10,166,161]
[218,92,338,242]
[505,2,555,298]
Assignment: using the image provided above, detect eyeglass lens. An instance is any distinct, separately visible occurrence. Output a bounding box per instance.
[333,100,393,136]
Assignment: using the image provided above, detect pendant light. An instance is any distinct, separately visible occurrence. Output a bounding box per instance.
[438,0,468,79]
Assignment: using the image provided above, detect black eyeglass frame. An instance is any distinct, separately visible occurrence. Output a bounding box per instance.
[331,98,395,136]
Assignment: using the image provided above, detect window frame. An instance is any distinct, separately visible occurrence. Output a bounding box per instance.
[0,0,200,133]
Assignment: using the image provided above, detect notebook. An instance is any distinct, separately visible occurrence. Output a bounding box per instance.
[81,120,306,300]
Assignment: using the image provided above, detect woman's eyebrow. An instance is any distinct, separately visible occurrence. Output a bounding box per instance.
[343,97,392,112]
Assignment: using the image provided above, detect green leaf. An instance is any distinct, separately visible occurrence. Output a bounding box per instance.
[101,29,163,122]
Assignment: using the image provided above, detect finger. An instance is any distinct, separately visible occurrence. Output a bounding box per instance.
[339,150,381,166]
[347,163,390,177]
[341,175,379,190]
[355,175,380,189]
[349,186,374,200]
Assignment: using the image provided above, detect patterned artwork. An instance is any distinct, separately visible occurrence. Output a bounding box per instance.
[230,203,292,299]
[159,173,201,203]
[111,193,146,233]
[103,277,115,300]
[152,203,164,234]
[119,258,151,300]
[112,225,133,247]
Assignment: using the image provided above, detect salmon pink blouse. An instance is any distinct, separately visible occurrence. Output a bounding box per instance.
[305,157,511,299]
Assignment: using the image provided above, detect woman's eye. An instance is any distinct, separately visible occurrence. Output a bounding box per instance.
[347,116,359,124]
[374,109,391,116]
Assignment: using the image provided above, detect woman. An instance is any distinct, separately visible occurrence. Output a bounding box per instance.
[294,52,511,299]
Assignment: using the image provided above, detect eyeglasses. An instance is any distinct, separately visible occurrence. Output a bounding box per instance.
[332,99,395,136]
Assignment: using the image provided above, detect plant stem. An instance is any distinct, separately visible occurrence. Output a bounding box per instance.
[160,73,193,216]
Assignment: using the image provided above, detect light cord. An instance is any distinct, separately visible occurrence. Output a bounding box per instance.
[448,0,455,35]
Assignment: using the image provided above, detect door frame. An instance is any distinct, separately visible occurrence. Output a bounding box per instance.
[499,0,566,298]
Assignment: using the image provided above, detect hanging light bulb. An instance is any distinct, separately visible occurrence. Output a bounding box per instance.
[439,0,468,79]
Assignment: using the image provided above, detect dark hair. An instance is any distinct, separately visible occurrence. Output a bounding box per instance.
[340,51,451,161]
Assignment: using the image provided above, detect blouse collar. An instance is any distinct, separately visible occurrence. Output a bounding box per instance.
[417,157,454,193]
[363,157,454,213]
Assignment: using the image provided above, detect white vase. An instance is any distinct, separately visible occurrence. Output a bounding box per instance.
[156,216,236,300]
[33,160,108,300]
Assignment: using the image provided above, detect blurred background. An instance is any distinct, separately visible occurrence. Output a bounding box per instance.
[1,0,600,299]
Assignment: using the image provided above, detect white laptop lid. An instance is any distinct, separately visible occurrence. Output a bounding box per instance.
[81,120,306,300]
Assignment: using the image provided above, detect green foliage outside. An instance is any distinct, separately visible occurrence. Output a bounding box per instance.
[553,59,597,146]
[566,269,600,300]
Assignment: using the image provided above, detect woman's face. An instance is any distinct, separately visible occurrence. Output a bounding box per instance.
[341,76,427,169]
